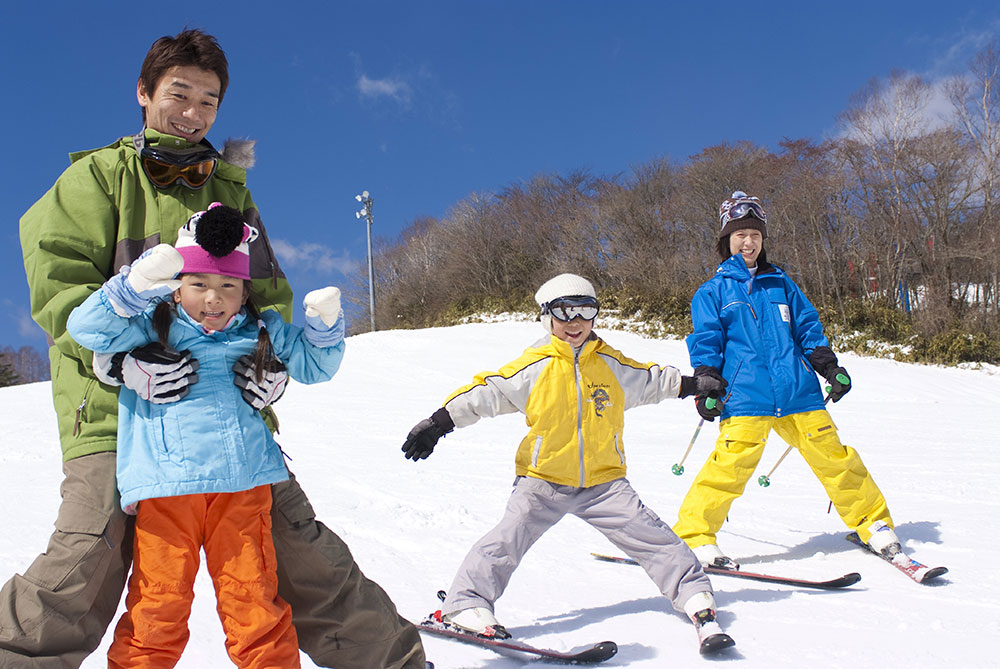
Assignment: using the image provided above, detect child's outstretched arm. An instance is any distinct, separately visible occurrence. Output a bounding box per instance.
[261,286,345,385]
[599,349,726,409]
[400,350,541,462]
[67,245,182,353]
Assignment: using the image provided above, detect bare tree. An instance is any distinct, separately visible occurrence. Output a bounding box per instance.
[837,71,942,307]
[948,41,1000,312]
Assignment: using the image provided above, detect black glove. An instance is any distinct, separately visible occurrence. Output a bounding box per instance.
[696,395,723,421]
[233,354,289,410]
[823,366,851,402]
[402,407,455,461]
[99,342,199,403]
[679,366,728,399]
[810,346,852,403]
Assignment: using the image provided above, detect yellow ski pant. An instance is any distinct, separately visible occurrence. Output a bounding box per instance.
[674,410,893,548]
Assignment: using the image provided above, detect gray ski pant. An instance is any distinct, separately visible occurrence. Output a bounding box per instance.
[0,452,425,669]
[442,476,712,617]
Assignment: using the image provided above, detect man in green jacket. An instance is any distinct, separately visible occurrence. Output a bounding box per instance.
[6,28,425,669]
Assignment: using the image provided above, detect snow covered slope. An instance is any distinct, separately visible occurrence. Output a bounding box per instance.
[1,321,996,667]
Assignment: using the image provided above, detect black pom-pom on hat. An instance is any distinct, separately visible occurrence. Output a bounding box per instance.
[194,205,246,258]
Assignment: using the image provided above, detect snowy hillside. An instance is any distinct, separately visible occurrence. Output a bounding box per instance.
[1,321,997,668]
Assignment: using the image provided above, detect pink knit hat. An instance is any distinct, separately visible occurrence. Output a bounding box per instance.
[175,202,258,280]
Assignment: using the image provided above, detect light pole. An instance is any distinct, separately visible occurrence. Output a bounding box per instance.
[355,190,376,332]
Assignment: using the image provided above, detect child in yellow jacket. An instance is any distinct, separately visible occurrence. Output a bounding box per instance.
[402,273,735,655]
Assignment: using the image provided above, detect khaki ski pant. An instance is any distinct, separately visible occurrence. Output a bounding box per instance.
[674,410,894,549]
[0,452,425,669]
[442,476,712,617]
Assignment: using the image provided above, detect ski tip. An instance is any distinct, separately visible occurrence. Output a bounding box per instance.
[567,641,618,663]
[920,566,949,582]
[597,641,618,653]
[842,572,863,586]
[700,632,736,655]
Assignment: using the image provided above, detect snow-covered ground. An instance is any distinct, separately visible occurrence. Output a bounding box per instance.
[1,321,997,667]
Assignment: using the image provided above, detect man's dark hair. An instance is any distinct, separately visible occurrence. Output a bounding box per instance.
[138,29,229,124]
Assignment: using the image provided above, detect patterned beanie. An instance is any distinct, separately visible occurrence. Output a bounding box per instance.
[718,191,767,239]
[175,203,258,280]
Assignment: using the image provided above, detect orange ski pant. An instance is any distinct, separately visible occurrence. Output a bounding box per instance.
[107,485,300,668]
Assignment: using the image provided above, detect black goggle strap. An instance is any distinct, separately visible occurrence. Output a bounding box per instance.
[132,131,220,166]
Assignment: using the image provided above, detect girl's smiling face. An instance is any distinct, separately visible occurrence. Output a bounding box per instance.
[173,273,248,331]
[729,228,763,267]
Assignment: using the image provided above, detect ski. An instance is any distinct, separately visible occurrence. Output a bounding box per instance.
[691,609,736,655]
[846,532,948,583]
[418,614,618,664]
[591,552,862,590]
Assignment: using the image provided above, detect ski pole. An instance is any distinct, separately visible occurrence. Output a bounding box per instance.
[757,445,791,487]
[758,394,833,487]
[672,411,710,476]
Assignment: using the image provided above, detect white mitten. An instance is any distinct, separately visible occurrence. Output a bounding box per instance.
[127,244,184,296]
[303,286,344,347]
[303,287,342,326]
[103,244,184,317]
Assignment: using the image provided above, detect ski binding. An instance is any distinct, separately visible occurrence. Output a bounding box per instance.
[846,532,948,583]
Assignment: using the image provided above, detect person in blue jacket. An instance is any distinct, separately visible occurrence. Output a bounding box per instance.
[67,203,345,667]
[673,191,901,569]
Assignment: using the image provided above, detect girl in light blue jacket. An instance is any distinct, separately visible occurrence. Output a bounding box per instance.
[67,203,344,668]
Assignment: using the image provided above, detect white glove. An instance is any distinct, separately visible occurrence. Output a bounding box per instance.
[303,287,342,326]
[103,244,184,317]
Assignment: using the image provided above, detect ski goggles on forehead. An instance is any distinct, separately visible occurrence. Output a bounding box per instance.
[721,200,767,229]
[543,296,600,322]
[133,133,220,190]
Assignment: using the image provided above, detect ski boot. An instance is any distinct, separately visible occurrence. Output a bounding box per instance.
[442,607,511,639]
[692,543,740,570]
[684,592,735,655]
[865,520,902,558]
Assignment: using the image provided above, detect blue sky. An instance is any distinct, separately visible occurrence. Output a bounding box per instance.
[3,1,999,350]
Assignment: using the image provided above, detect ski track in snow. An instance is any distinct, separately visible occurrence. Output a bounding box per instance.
[1,321,997,667]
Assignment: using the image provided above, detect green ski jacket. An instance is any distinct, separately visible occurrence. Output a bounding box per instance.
[20,130,292,461]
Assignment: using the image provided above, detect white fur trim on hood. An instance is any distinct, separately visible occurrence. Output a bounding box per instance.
[221,138,256,169]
